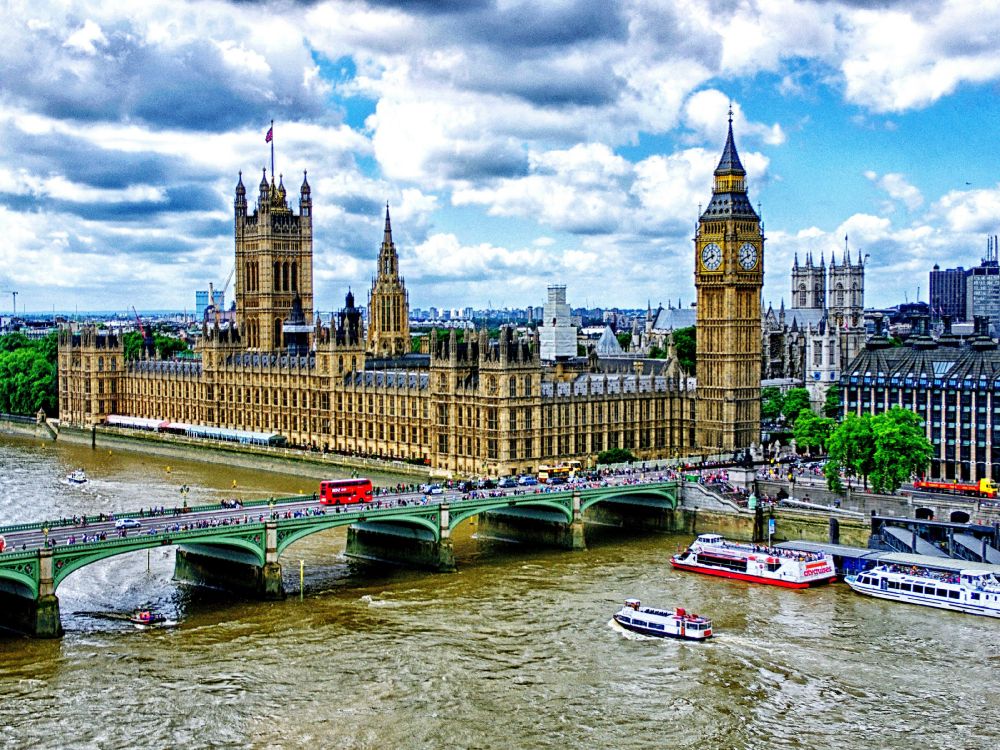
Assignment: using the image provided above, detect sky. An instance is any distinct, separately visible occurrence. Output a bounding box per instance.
[3,0,1000,316]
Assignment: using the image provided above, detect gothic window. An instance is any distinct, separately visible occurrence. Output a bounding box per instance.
[509,376,517,397]
[836,283,844,306]
[273,262,280,291]
[97,357,104,372]
[798,283,806,307]
[282,262,290,292]
[524,375,531,396]
[273,318,282,350]
[814,342,823,367]
[291,262,298,292]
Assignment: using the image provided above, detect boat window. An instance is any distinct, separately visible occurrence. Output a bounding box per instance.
[971,593,980,601]
[887,581,899,589]
[911,585,923,594]
[949,591,960,599]
[899,583,912,592]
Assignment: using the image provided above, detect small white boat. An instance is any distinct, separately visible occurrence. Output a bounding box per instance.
[613,599,713,641]
[66,469,88,484]
[671,533,836,588]
[845,564,1000,618]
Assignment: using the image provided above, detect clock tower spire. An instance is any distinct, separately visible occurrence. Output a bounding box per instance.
[694,111,764,454]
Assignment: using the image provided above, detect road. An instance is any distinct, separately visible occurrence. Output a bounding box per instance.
[0,469,684,554]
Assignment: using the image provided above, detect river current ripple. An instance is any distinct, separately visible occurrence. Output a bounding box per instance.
[0,436,996,749]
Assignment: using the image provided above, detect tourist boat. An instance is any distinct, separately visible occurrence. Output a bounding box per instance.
[613,599,713,640]
[845,564,1000,618]
[66,469,87,484]
[129,610,167,626]
[670,533,836,588]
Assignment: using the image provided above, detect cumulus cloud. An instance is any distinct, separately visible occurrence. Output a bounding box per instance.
[865,170,924,211]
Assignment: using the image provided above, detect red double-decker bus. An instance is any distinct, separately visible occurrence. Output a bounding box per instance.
[318,478,374,505]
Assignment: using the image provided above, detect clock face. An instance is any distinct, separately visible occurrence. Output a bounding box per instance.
[738,242,758,270]
[701,242,722,271]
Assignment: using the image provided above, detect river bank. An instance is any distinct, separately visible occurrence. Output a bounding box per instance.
[31,419,437,482]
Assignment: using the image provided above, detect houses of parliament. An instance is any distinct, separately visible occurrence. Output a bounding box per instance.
[58,123,763,475]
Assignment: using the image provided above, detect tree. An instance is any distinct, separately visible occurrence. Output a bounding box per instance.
[793,410,834,456]
[782,387,811,424]
[824,414,876,493]
[672,326,696,372]
[647,344,666,359]
[616,332,632,351]
[823,408,932,495]
[869,407,933,494]
[823,386,842,419]
[761,386,785,421]
[0,333,58,417]
[597,448,636,465]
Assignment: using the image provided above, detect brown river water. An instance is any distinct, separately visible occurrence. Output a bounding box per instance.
[0,435,997,749]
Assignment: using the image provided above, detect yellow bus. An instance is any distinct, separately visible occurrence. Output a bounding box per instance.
[538,462,580,483]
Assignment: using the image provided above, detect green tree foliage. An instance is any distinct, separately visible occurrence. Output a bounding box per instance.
[869,407,933,494]
[123,331,143,361]
[597,447,636,465]
[672,326,696,372]
[761,386,785,421]
[0,332,58,417]
[647,344,666,359]
[782,387,812,424]
[793,410,834,456]
[823,387,842,419]
[615,332,632,351]
[824,414,876,493]
[153,332,187,358]
[823,409,931,494]
[123,330,189,360]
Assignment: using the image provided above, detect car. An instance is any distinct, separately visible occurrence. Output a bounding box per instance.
[477,479,497,490]
[518,476,539,486]
[422,484,444,495]
[497,478,517,489]
[548,477,567,486]
[114,518,142,530]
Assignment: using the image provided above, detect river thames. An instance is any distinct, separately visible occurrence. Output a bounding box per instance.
[0,435,996,749]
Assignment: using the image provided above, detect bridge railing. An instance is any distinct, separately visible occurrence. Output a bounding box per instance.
[0,493,314,535]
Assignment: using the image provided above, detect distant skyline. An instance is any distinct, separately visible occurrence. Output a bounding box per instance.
[3,1,1000,313]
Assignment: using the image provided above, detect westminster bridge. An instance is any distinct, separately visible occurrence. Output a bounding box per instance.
[0,480,681,638]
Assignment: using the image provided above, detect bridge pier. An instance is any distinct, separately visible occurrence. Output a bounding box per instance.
[0,550,63,638]
[345,505,456,572]
[478,494,586,551]
[174,523,285,599]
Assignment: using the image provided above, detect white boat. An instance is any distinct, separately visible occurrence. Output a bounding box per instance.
[845,564,1000,618]
[670,533,836,588]
[612,599,713,641]
[66,469,87,484]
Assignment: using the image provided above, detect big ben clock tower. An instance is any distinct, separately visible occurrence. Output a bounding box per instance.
[694,111,763,454]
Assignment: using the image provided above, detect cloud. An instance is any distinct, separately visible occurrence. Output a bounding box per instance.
[838,1,1000,112]
[865,171,924,211]
[933,185,1000,234]
[683,90,786,146]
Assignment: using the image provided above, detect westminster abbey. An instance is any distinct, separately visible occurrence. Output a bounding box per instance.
[58,129,761,475]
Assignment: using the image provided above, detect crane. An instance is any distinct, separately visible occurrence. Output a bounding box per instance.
[205,265,236,322]
[1,290,16,316]
[132,305,154,357]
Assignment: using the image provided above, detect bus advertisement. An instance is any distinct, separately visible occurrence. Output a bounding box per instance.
[319,478,374,505]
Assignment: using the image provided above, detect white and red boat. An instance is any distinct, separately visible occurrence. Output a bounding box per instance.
[670,533,836,588]
[612,599,713,641]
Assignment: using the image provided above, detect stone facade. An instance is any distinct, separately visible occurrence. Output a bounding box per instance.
[694,115,763,452]
[367,205,411,357]
[58,161,710,476]
[762,248,866,409]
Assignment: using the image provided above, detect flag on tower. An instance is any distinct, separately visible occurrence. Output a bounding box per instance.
[265,126,273,143]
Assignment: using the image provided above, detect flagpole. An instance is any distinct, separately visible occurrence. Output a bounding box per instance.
[270,119,274,180]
